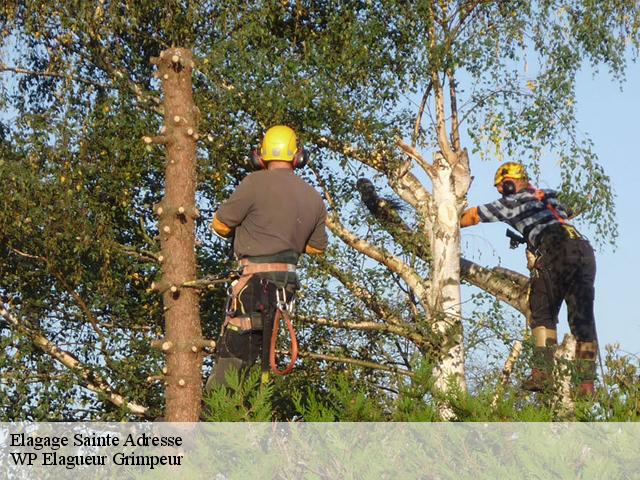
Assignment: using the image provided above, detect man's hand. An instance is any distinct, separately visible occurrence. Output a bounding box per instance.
[460,207,480,228]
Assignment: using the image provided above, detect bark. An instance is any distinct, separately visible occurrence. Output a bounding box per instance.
[491,340,523,409]
[149,48,203,421]
[553,334,576,418]
[427,151,469,398]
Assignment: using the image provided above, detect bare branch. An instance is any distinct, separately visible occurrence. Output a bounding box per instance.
[396,139,437,178]
[326,214,429,302]
[297,350,415,378]
[0,64,108,88]
[491,340,523,408]
[412,81,433,147]
[299,315,428,349]
[0,305,148,417]
[431,70,456,163]
[447,69,461,151]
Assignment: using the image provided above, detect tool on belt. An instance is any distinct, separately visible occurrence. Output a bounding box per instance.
[223,258,299,376]
[506,229,526,249]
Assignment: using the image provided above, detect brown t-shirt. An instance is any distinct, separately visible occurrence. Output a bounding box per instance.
[215,169,328,258]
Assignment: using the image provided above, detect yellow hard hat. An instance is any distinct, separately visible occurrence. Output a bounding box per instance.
[494,162,527,186]
[260,125,298,162]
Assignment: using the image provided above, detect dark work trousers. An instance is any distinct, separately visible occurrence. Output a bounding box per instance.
[208,275,296,389]
[529,226,597,342]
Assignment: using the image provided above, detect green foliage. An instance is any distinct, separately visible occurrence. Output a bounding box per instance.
[201,348,639,422]
[204,367,274,422]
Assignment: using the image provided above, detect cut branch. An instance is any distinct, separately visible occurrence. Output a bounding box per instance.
[460,259,530,316]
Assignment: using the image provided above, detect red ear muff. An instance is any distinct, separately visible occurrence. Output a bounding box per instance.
[292,148,309,169]
[250,149,266,170]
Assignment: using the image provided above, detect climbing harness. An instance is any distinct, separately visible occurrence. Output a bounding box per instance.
[222,258,300,376]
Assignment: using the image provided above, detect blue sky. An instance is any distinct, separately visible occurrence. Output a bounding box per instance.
[462,58,640,355]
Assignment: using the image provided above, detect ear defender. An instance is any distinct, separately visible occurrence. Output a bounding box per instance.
[292,148,310,169]
[501,180,516,196]
[249,149,266,170]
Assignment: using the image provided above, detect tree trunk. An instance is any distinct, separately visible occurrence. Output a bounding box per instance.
[148,48,202,421]
[428,152,468,403]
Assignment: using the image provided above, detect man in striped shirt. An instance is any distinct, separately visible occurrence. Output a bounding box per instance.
[460,162,597,396]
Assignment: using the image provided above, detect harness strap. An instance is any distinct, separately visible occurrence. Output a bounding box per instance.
[533,189,566,224]
[534,189,582,240]
[239,258,297,274]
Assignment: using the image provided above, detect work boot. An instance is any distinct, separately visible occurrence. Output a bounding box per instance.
[523,327,558,393]
[577,381,595,398]
[575,341,598,399]
[522,367,551,392]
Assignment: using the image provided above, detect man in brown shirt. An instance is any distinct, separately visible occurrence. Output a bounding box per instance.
[206,125,328,389]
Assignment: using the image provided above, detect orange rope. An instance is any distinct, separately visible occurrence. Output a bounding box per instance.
[269,308,298,375]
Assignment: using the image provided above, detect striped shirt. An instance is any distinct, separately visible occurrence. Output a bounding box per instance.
[477,188,572,247]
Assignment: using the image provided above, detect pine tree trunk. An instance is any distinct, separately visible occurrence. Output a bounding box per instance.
[148,48,203,421]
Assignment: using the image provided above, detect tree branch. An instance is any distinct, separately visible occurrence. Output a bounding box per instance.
[354,183,530,315]
[460,259,530,316]
[0,64,108,88]
[0,304,148,417]
[318,260,404,326]
[299,315,428,349]
[325,214,429,302]
[297,350,415,378]
[447,69,461,151]
[396,139,437,178]
[412,81,433,147]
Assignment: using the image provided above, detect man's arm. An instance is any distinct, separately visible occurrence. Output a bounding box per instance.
[305,201,328,255]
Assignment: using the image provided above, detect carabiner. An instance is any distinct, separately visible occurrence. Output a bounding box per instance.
[276,287,288,311]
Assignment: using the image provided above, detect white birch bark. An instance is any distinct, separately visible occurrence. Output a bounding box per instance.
[428,152,468,402]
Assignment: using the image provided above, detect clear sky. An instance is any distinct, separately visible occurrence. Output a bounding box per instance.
[462,57,640,356]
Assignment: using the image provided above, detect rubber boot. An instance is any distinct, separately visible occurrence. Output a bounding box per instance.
[523,327,557,392]
[575,341,597,399]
